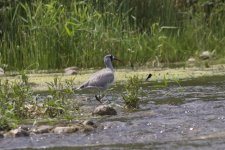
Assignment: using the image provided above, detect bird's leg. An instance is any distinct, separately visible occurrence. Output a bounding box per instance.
[95,91,105,104]
[95,95,102,103]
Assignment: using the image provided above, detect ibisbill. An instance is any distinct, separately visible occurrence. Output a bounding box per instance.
[76,54,120,103]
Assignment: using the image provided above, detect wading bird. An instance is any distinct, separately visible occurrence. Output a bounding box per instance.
[76,54,120,103]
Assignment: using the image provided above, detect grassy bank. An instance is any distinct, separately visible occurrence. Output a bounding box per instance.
[0,0,225,70]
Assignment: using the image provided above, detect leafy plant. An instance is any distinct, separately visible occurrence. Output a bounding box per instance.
[0,71,80,131]
[122,75,144,109]
[45,77,78,118]
[0,116,17,131]
[0,72,34,119]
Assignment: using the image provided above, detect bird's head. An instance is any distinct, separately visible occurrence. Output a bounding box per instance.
[104,54,120,62]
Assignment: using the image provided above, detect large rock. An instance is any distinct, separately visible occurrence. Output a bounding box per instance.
[93,105,117,116]
[4,128,29,138]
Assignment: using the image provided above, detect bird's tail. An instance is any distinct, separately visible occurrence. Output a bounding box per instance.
[74,82,87,91]
[74,87,81,91]
[74,86,82,91]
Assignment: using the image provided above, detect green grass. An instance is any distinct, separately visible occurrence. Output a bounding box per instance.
[122,75,143,109]
[0,0,225,70]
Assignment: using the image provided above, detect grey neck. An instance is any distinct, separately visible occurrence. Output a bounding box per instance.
[105,59,114,71]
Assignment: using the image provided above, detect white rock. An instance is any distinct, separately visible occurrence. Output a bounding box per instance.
[199,51,213,60]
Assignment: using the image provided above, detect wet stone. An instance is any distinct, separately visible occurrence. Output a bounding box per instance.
[93,105,117,116]
[4,128,29,138]
[52,125,80,134]
[31,125,54,134]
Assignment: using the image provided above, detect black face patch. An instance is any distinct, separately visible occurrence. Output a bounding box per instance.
[110,55,113,61]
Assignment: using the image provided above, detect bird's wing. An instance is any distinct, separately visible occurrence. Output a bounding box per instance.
[79,69,114,89]
[88,69,114,88]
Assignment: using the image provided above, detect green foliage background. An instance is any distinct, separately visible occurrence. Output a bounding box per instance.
[0,0,225,70]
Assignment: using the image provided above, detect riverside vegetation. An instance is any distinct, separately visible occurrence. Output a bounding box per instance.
[0,0,225,70]
[122,75,143,109]
[0,72,79,131]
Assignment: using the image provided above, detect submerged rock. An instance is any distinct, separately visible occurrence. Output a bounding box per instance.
[93,105,117,116]
[4,128,29,138]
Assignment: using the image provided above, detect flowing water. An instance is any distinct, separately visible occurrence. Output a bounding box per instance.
[1,76,225,150]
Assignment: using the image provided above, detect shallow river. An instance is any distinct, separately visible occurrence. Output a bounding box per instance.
[1,76,225,150]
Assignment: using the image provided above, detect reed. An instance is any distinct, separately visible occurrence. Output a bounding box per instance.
[0,0,224,70]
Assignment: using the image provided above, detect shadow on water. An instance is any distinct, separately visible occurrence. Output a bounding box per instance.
[2,75,225,150]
